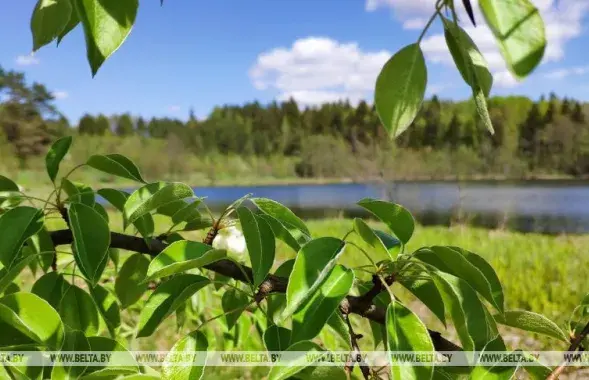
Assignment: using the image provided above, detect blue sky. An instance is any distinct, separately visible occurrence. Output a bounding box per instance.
[2,0,589,124]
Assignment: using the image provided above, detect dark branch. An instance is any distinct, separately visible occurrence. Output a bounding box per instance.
[49,229,461,352]
[343,312,371,379]
[547,320,589,380]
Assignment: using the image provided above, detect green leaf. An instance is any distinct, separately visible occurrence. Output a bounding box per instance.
[522,351,553,380]
[98,188,154,239]
[415,246,502,312]
[470,336,519,380]
[0,292,65,350]
[479,0,546,78]
[222,288,250,330]
[291,265,354,344]
[83,336,139,377]
[145,240,226,282]
[51,330,90,379]
[0,254,43,294]
[162,330,208,380]
[68,202,110,286]
[353,218,394,261]
[357,198,414,244]
[284,237,345,319]
[57,0,79,44]
[93,202,109,222]
[115,253,149,309]
[386,301,434,380]
[88,283,120,337]
[375,43,427,138]
[431,271,497,351]
[2,283,19,296]
[87,154,145,183]
[493,310,568,342]
[398,274,446,326]
[295,366,348,380]
[31,0,72,51]
[124,182,194,227]
[251,198,310,238]
[0,206,44,268]
[28,227,56,273]
[267,340,325,380]
[258,214,300,252]
[263,325,291,352]
[31,272,68,309]
[137,274,210,337]
[61,179,95,206]
[182,218,213,232]
[76,0,139,76]
[171,199,203,225]
[59,284,100,336]
[0,175,20,195]
[267,259,295,324]
[45,136,72,183]
[236,207,275,286]
[3,347,44,380]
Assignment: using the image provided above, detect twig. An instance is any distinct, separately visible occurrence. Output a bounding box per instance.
[547,320,589,380]
[343,312,370,379]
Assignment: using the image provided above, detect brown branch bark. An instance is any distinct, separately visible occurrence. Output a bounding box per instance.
[547,320,589,380]
[49,229,461,352]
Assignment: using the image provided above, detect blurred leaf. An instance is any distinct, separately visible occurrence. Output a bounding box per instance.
[137,274,210,337]
[258,214,300,252]
[31,0,72,51]
[386,301,434,380]
[83,336,139,377]
[0,206,44,268]
[87,154,145,183]
[115,253,149,309]
[45,136,72,183]
[291,265,354,343]
[236,207,275,286]
[76,0,139,76]
[123,182,194,227]
[88,283,121,337]
[263,325,291,352]
[284,237,345,319]
[494,310,568,342]
[375,43,426,138]
[0,175,19,196]
[222,288,250,331]
[59,284,100,336]
[2,283,19,296]
[479,0,546,78]
[251,197,310,238]
[357,198,414,244]
[61,178,95,206]
[522,351,553,380]
[145,240,226,281]
[162,330,208,380]
[68,202,110,286]
[0,292,64,350]
[267,340,325,380]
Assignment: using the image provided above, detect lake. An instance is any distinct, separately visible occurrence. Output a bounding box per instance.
[121,180,589,234]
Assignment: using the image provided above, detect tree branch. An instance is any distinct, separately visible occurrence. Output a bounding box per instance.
[547,320,589,380]
[49,229,461,352]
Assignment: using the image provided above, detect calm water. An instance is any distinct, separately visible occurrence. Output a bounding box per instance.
[122,180,589,234]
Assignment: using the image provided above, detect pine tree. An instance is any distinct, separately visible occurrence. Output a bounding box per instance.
[95,115,111,135]
[78,114,97,135]
[571,102,585,123]
[115,114,134,136]
[136,117,147,135]
[519,103,544,160]
[444,113,461,149]
[561,98,571,115]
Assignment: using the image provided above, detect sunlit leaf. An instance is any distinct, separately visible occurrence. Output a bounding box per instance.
[0,206,44,268]
[263,325,291,352]
[493,310,568,342]
[236,207,275,286]
[251,197,310,238]
[32,272,68,309]
[258,214,300,252]
[87,154,145,183]
[83,336,139,377]
[470,336,519,380]
[162,330,208,380]
[222,288,250,330]
[267,340,325,380]
[398,274,446,326]
[357,198,414,244]
[61,178,95,206]
[31,0,72,51]
[57,0,79,44]
[97,188,154,239]
[123,182,194,227]
[51,330,90,379]
[354,218,395,261]
[59,284,100,336]
[88,283,121,337]
[267,259,294,324]
[115,253,149,309]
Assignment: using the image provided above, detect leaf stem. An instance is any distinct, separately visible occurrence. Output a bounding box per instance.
[417,0,445,43]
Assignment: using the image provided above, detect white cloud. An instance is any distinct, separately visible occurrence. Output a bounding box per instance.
[368,0,589,89]
[544,66,589,79]
[15,54,40,66]
[250,37,390,105]
[403,18,427,30]
[52,90,69,100]
[168,105,181,112]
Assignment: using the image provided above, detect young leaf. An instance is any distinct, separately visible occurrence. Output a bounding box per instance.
[145,240,226,281]
[51,330,90,379]
[31,0,72,51]
[84,336,139,377]
[87,154,145,183]
[137,274,210,337]
[236,207,275,287]
[0,292,65,350]
[0,206,44,268]
[115,253,149,309]
[398,274,446,326]
[386,301,435,380]
[61,178,95,206]
[76,0,139,76]
[479,0,546,78]
[162,330,208,380]
[267,340,325,380]
[59,284,100,336]
[97,188,154,239]
[375,43,427,138]
[88,283,121,337]
[493,310,568,342]
[57,0,79,44]
[291,265,354,344]
[415,246,502,312]
[258,214,300,252]
[263,325,291,352]
[68,202,110,286]
[31,272,68,309]
[284,237,345,319]
[0,175,20,195]
[357,198,414,244]
[45,136,73,183]
[353,218,394,261]
[251,197,311,238]
[222,288,250,330]
[123,182,194,226]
